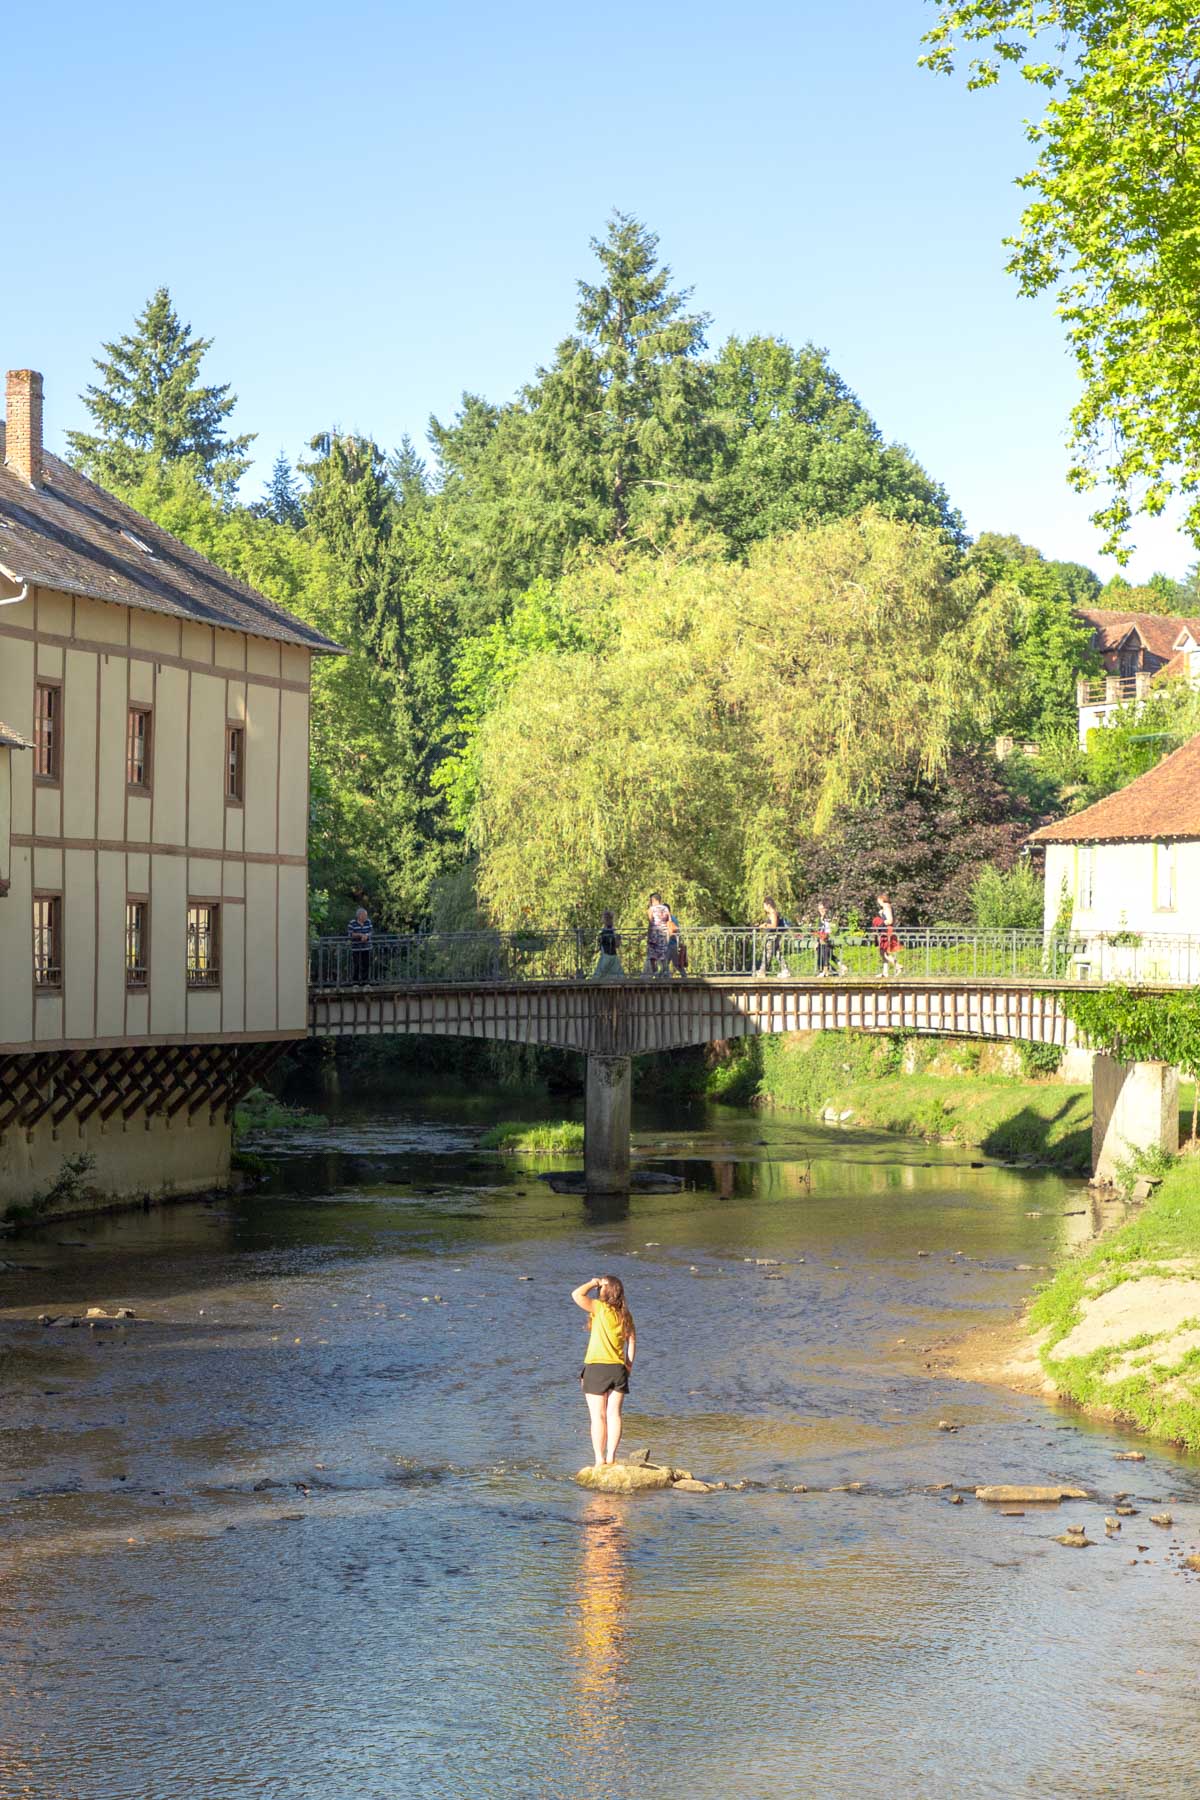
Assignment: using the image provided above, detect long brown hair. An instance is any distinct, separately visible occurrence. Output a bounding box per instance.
[598,1274,634,1340]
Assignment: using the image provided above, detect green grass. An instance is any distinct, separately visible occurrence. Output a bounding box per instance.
[756,1032,1094,1168]
[233,1087,328,1139]
[478,1119,585,1154]
[1029,1153,1200,1449]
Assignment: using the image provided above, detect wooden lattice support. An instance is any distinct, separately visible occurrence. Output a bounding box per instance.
[0,1043,295,1140]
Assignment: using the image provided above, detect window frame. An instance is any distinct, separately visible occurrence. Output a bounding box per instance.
[33,892,63,991]
[126,704,153,793]
[125,897,150,990]
[1154,841,1177,913]
[186,901,221,990]
[1076,845,1095,912]
[225,721,245,806]
[33,678,62,785]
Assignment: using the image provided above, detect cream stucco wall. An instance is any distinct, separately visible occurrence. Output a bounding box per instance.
[0,586,312,1051]
[1043,838,1200,984]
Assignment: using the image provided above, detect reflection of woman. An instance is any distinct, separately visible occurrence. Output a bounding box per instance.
[573,1495,631,1723]
[571,1275,636,1466]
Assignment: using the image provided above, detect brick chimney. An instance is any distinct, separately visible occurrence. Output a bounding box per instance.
[4,369,44,487]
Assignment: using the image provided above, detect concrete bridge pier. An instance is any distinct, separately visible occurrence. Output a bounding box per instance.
[1092,1055,1179,1183]
[585,1055,632,1194]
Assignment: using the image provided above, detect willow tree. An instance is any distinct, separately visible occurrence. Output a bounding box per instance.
[470,514,1016,926]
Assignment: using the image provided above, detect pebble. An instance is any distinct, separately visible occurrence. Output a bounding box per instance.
[1057,1529,1093,1547]
[1116,1505,1138,1517]
[1114,1451,1145,1462]
[1150,1513,1173,1528]
[1105,1517,1121,1532]
[936,1421,960,1433]
[791,1484,808,1493]
[949,1494,964,1506]
[1001,1509,1025,1518]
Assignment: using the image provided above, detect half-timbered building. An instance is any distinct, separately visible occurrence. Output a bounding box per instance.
[0,368,341,1207]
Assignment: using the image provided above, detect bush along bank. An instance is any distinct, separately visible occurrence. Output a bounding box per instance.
[1029,1151,1200,1452]
[752,1030,1096,1171]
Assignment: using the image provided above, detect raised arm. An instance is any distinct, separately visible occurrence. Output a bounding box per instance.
[571,1277,600,1313]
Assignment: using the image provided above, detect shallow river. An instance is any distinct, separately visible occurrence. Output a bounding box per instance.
[2,1094,1200,1799]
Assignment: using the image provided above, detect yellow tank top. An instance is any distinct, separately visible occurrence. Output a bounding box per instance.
[584,1300,627,1364]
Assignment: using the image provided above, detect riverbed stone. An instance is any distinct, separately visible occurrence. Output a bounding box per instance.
[672,1478,712,1493]
[1150,1512,1173,1528]
[975,1485,1089,1503]
[575,1462,674,1493]
[1056,1529,1094,1547]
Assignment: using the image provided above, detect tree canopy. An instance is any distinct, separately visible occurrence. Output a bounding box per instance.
[67,287,254,499]
[922,4,1200,554]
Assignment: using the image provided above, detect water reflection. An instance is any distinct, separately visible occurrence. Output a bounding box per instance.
[570,1498,631,1774]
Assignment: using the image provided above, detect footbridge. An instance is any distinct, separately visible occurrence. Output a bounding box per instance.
[309,928,1199,1191]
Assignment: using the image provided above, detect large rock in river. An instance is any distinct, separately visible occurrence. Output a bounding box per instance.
[575,1461,675,1493]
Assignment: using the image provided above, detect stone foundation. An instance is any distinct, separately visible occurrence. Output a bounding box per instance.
[0,1108,232,1215]
[1091,1054,1179,1183]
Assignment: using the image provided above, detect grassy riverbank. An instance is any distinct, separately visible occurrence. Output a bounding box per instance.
[1028,1154,1200,1451]
[755,1032,1095,1169]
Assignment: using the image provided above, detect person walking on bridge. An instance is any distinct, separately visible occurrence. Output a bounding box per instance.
[645,893,671,978]
[590,911,625,980]
[572,1275,636,1466]
[348,906,373,985]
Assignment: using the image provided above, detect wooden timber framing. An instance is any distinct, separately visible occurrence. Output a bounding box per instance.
[0,1041,287,1138]
[307,977,1090,1056]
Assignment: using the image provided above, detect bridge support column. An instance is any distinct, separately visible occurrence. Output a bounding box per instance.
[1092,1055,1179,1183]
[585,1055,631,1194]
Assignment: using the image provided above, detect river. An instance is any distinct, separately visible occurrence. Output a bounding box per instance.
[2,1092,1199,1799]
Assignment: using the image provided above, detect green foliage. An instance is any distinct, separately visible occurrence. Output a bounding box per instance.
[1028,1156,1200,1449]
[922,6,1200,553]
[1018,1040,1065,1078]
[66,288,253,499]
[970,859,1044,929]
[470,515,1015,926]
[254,450,305,527]
[1054,986,1200,1142]
[478,1120,585,1154]
[1112,1141,1177,1203]
[1099,570,1192,615]
[969,533,1100,741]
[233,1087,327,1138]
[430,212,717,595]
[707,335,961,553]
[1079,682,1200,804]
[7,1152,98,1224]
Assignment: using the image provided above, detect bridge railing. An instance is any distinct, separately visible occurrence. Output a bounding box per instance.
[310,927,1200,988]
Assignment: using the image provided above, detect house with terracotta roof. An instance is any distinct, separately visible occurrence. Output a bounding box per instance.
[0,367,342,1209]
[1075,606,1200,746]
[1029,734,1200,965]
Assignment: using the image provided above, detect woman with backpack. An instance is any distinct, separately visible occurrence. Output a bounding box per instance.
[590,910,624,980]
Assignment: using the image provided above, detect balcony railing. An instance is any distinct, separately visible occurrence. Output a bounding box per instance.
[309,927,1200,990]
[1077,674,1146,707]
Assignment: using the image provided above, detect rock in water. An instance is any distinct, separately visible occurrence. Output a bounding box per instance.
[671,1478,713,1493]
[1056,1529,1094,1547]
[1150,1513,1173,1528]
[975,1485,1089,1504]
[575,1462,674,1493]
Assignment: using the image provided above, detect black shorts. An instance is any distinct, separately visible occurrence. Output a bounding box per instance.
[581,1362,629,1395]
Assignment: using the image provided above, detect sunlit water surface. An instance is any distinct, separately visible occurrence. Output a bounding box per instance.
[2,1095,1199,1799]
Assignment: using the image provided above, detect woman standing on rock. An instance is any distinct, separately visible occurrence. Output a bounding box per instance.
[572,1275,636,1466]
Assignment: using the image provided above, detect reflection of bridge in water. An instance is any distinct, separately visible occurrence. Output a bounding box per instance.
[308,929,1199,1192]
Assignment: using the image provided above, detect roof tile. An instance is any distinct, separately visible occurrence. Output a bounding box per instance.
[0,425,342,655]
[1029,733,1200,844]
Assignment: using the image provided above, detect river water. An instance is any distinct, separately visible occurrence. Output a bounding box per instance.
[2,1093,1200,1799]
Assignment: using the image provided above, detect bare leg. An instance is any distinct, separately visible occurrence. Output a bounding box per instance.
[604,1389,625,1463]
[585,1391,608,1467]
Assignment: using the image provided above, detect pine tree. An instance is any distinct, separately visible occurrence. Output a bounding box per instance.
[253,450,304,527]
[66,287,254,498]
[430,213,718,595]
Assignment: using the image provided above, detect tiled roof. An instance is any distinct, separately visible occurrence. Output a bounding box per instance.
[0,425,342,655]
[1029,734,1200,844]
[1078,607,1192,662]
[0,720,30,749]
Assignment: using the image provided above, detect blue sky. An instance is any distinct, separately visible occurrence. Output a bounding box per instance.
[4,0,1192,580]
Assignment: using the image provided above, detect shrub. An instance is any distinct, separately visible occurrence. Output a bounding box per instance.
[970,860,1044,930]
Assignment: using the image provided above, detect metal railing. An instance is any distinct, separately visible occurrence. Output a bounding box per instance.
[310,927,1200,989]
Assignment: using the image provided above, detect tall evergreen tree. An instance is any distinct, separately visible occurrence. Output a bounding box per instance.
[66,287,254,498]
[253,450,304,527]
[430,213,718,596]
